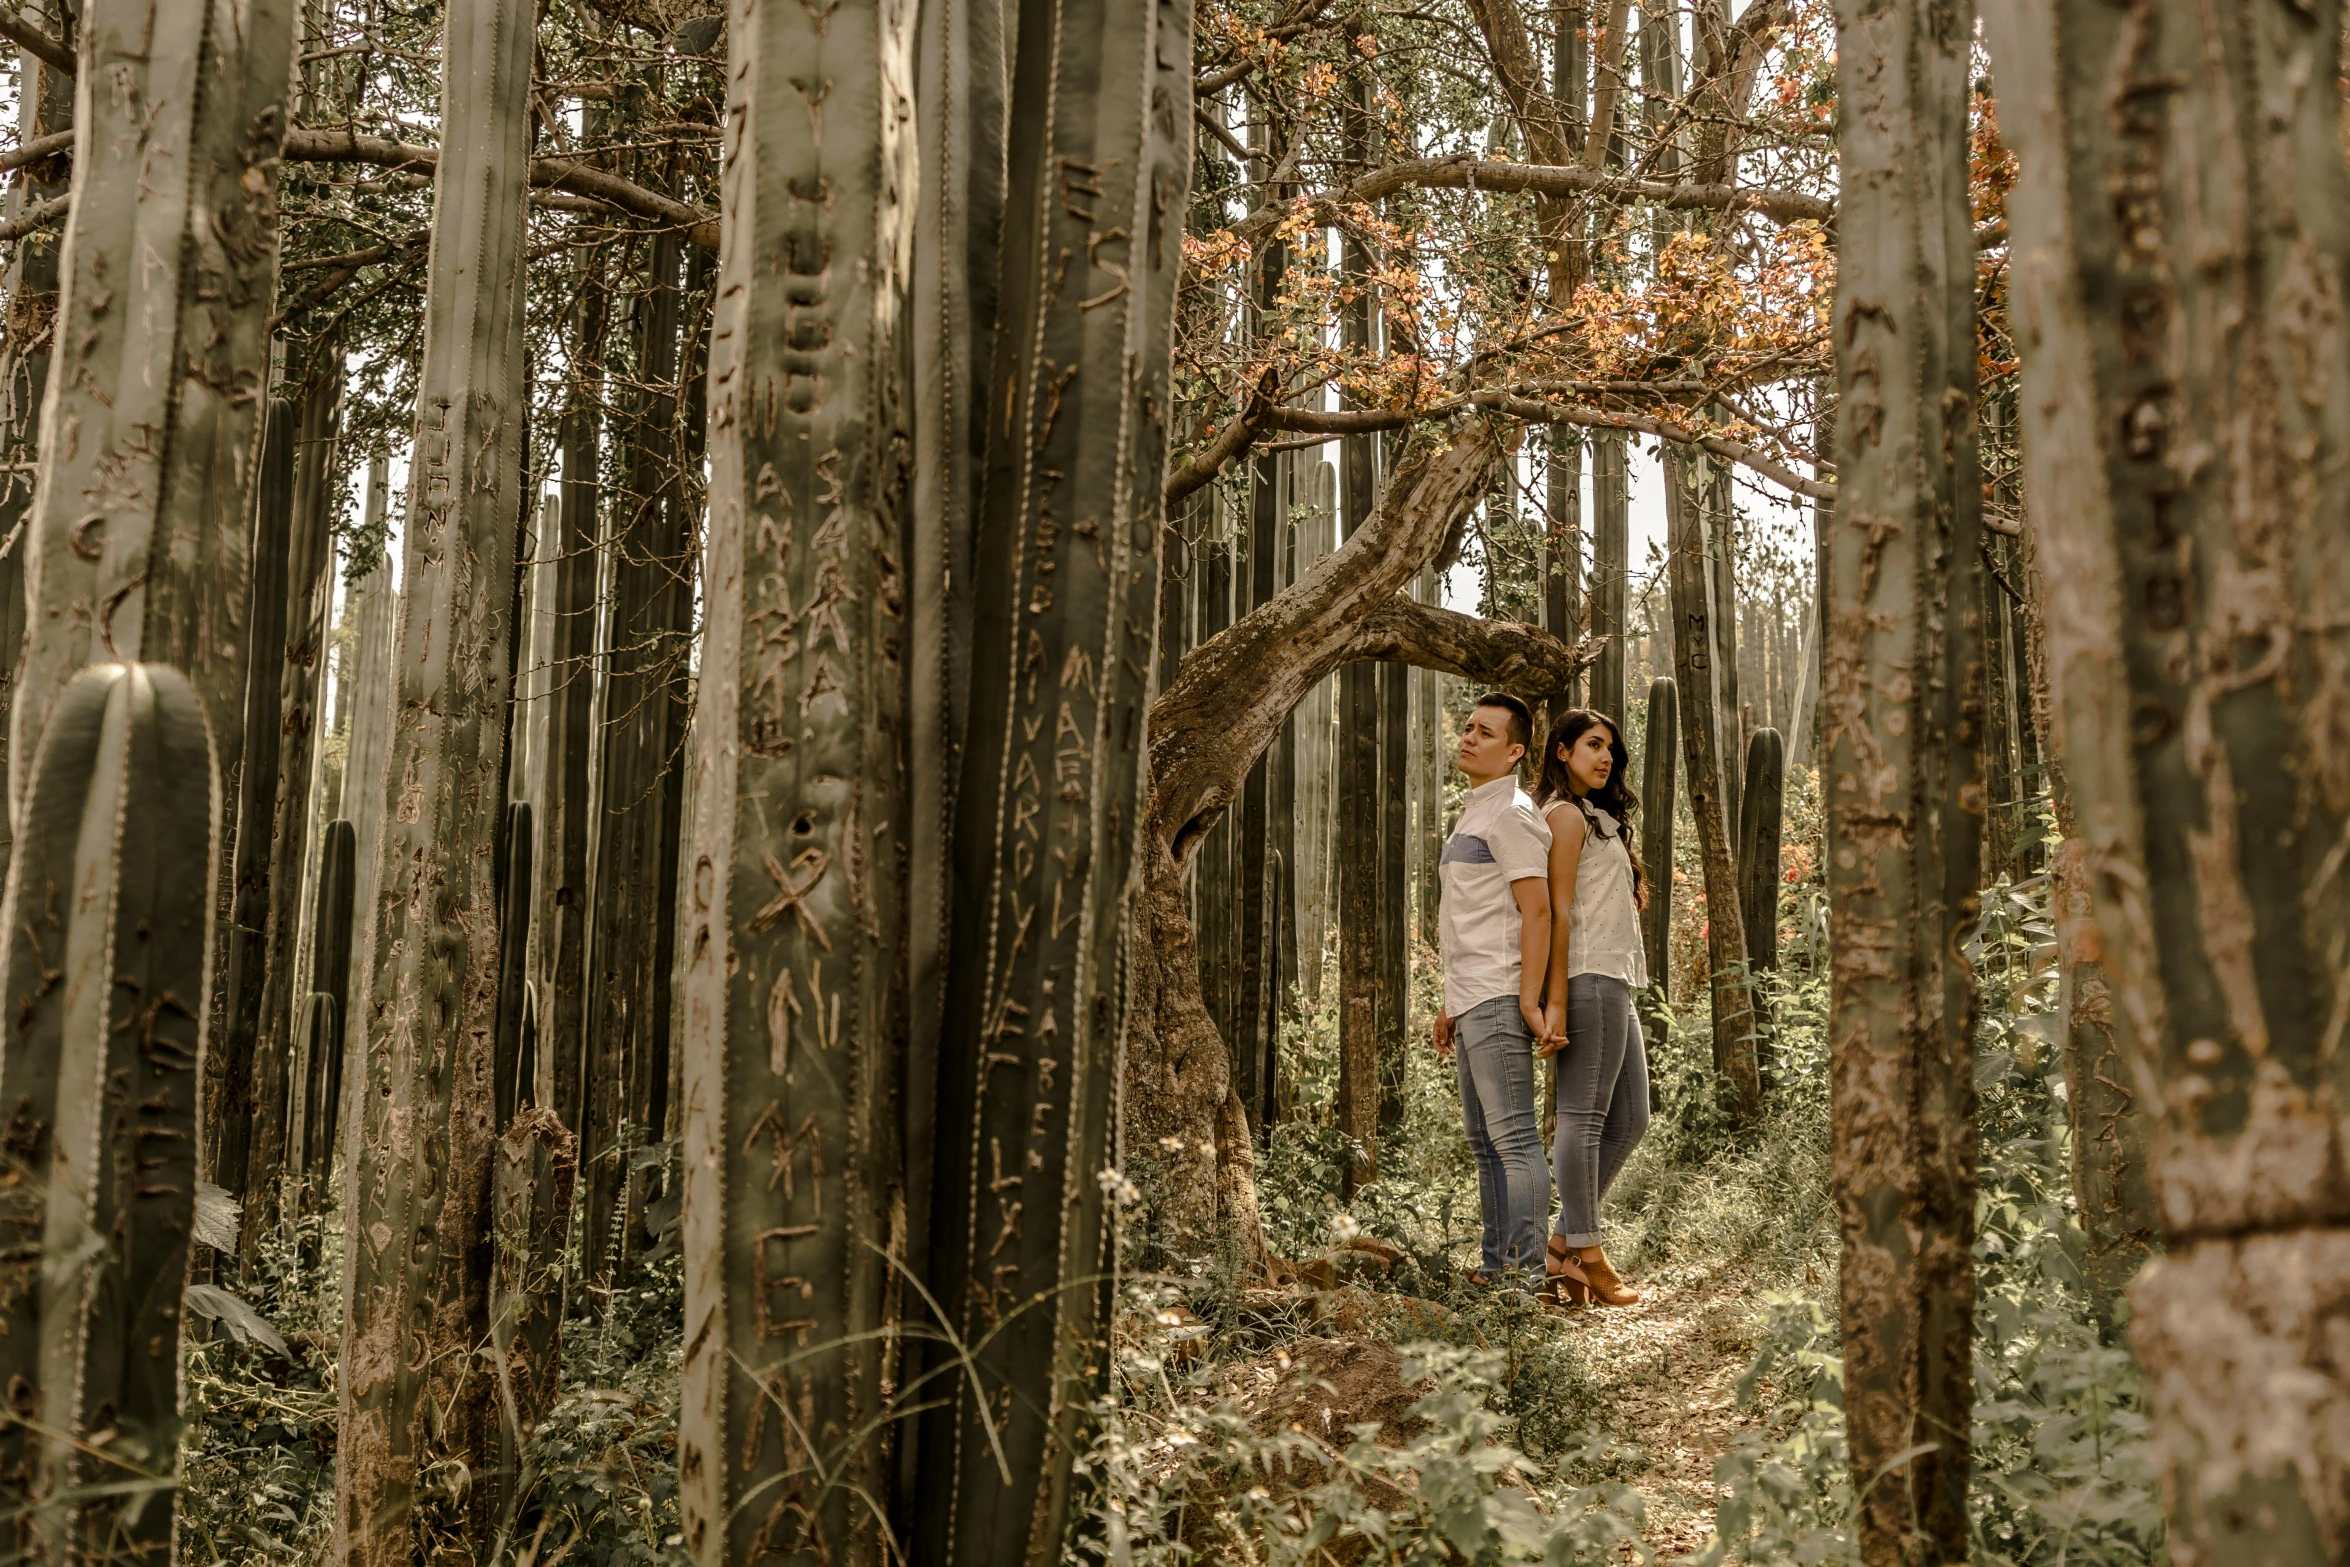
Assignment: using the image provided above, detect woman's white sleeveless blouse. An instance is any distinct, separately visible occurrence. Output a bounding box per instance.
[1545,799,1648,989]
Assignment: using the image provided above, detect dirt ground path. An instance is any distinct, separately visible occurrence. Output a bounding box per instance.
[1556,1260,1768,1557]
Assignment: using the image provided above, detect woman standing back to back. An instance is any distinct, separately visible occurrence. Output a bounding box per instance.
[1531,709,1652,1307]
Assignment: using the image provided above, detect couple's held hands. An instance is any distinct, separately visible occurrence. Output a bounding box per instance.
[1433,1013,1456,1056]
[1532,998,1569,1058]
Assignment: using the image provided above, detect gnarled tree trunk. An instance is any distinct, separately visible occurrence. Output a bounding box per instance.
[1825,0,1987,1557]
[1984,0,2350,1551]
[1133,426,1600,1264]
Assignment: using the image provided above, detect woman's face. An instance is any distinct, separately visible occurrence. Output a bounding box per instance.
[1561,725,1615,796]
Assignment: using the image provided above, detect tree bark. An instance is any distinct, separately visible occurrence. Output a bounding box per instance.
[1825,0,1987,1554]
[1984,0,2350,1549]
[333,1,535,1557]
[673,0,917,1557]
[1665,450,1761,1117]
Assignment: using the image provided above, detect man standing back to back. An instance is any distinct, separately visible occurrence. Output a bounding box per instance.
[1432,692,1554,1290]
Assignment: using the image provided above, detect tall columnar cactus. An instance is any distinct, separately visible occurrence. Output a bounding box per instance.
[0,663,216,1560]
[1985,0,2349,1542]
[1737,727,1783,972]
[1638,675,1677,1041]
[244,372,344,1245]
[489,1104,576,1540]
[10,0,297,834]
[299,818,356,1188]
[675,0,921,1559]
[494,801,533,1128]
[1825,0,1985,1552]
[912,0,1195,1558]
[904,0,1009,1272]
[214,399,297,1233]
[334,0,536,1558]
[583,230,691,1290]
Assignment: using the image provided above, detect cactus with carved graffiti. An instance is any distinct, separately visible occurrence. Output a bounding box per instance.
[0,663,217,1560]
[332,0,536,1559]
[671,1,920,1561]
[11,0,297,848]
[909,0,1198,1559]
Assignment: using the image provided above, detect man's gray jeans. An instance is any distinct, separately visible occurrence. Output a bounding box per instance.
[1454,994,1551,1283]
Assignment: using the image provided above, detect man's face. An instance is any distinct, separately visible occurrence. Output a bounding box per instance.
[1455,704,1525,779]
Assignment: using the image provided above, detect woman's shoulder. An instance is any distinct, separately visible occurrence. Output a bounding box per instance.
[1539,796,1589,837]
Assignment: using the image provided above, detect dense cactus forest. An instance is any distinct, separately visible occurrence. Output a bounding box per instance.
[0,0,2340,1562]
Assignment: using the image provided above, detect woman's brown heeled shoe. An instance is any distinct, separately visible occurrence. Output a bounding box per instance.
[1576,1247,1641,1307]
[1543,1236,1594,1306]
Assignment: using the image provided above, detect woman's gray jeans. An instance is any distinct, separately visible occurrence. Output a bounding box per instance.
[1550,973,1651,1247]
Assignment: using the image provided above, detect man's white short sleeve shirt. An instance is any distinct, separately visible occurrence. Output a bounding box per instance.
[1437,774,1552,1017]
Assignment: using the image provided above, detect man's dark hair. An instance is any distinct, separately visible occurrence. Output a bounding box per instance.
[1475,692,1534,754]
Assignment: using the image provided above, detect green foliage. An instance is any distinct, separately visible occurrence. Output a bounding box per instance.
[1691,873,2166,1567]
[1076,1292,1649,1567]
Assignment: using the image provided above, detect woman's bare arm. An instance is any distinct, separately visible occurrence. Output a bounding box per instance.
[1540,804,1586,1053]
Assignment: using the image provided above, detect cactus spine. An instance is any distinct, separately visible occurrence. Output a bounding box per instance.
[333,0,536,1557]
[0,663,216,1559]
[11,0,297,825]
[912,0,1196,1558]
[1638,676,1678,1038]
[675,0,919,1557]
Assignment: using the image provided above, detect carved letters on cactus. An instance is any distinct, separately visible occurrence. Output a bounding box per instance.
[913,0,1197,1559]
[334,0,536,1560]
[675,0,918,1560]
[11,1,299,818]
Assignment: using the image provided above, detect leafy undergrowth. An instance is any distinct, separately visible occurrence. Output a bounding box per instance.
[176,836,2165,1567]
[1099,865,2168,1567]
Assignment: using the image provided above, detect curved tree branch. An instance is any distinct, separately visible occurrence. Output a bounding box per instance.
[0,7,73,78]
[1148,423,1500,865]
[1350,596,1597,698]
[1224,152,1836,256]
[282,127,721,247]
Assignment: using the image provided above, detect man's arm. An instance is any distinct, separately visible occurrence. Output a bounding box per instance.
[1512,876,1551,1039]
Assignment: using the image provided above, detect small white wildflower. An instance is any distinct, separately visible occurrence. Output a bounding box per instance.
[1329,1212,1362,1244]
[1157,1135,1185,1153]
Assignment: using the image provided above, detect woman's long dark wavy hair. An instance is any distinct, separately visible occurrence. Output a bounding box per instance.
[1531,708,1647,909]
